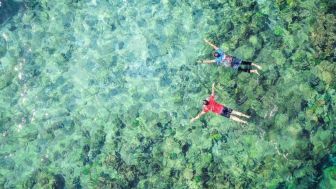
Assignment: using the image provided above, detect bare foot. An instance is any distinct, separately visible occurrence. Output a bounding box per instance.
[243,114,251,119]
[251,70,259,75]
[252,63,262,70]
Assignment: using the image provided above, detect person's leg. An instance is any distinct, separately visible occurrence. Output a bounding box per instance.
[238,67,250,73]
[241,60,252,66]
[239,67,259,75]
[250,69,259,75]
[251,63,262,70]
[231,110,250,118]
[230,115,248,124]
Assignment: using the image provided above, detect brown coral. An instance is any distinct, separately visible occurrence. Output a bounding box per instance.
[310,13,336,60]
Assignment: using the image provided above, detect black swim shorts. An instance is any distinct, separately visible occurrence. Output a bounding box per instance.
[220,107,233,118]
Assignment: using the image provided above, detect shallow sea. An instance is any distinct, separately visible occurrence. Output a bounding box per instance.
[0,0,335,188]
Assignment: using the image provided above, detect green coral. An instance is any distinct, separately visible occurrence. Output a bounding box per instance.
[273,25,285,36]
[1,0,336,188]
[319,166,336,188]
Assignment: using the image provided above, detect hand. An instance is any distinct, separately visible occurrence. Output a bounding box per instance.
[212,83,215,89]
[204,39,209,43]
[196,60,203,63]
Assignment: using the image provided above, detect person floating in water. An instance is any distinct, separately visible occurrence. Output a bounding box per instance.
[198,39,262,75]
[190,83,250,124]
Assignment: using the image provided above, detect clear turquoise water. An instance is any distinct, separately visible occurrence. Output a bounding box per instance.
[0,0,335,188]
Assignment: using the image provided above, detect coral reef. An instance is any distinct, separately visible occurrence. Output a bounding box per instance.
[0,0,335,188]
[310,13,336,61]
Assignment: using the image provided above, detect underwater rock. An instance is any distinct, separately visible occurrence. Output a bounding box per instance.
[0,156,15,170]
[72,176,82,189]
[61,49,73,62]
[200,167,211,188]
[84,15,97,27]
[63,95,78,111]
[137,18,147,27]
[52,174,65,189]
[23,175,37,189]
[111,23,117,31]
[0,0,22,25]
[82,155,90,165]
[182,143,190,156]
[83,144,90,154]
[192,9,203,23]
[60,83,74,94]
[310,13,336,61]
[148,43,160,58]
[0,70,14,90]
[309,76,320,87]
[316,82,326,94]
[221,21,234,35]
[118,15,126,22]
[300,100,308,111]
[155,19,165,30]
[84,60,97,72]
[160,73,172,86]
[236,94,248,105]
[54,76,66,87]
[0,38,7,58]
[108,88,122,97]
[110,55,118,66]
[62,12,74,28]
[41,155,51,166]
[90,129,106,159]
[118,41,125,49]
[143,93,155,102]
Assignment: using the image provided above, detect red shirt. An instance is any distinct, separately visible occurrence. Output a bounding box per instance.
[203,95,224,114]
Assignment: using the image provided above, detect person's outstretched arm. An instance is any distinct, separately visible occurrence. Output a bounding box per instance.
[204,39,219,50]
[197,59,216,64]
[190,111,206,123]
[211,83,215,96]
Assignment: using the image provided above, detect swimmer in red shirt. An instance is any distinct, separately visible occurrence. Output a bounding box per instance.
[190,83,250,124]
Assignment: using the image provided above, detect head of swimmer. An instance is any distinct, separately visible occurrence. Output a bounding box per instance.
[203,100,209,107]
[213,52,220,58]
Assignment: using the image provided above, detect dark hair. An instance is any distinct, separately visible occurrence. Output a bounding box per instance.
[214,52,221,57]
[203,100,209,105]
